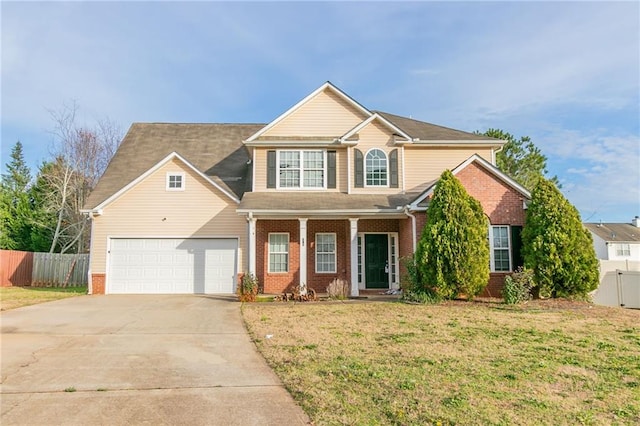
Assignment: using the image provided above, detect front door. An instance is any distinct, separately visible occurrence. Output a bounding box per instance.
[365,234,389,288]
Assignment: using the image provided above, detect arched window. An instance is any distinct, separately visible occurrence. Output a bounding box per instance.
[365,149,387,186]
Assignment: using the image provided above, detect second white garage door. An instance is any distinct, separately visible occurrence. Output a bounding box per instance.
[107,238,237,294]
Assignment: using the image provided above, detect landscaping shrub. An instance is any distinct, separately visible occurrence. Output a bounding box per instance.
[415,170,489,300]
[326,278,350,299]
[238,273,259,302]
[522,179,599,298]
[503,267,534,304]
[401,255,442,304]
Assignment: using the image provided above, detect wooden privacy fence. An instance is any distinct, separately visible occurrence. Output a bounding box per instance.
[0,250,34,287]
[0,250,89,287]
[32,253,89,287]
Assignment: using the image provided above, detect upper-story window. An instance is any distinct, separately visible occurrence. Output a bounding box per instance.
[166,172,185,191]
[278,150,325,189]
[616,243,631,257]
[365,149,388,186]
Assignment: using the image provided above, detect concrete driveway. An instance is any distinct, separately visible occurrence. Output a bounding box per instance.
[1,295,309,425]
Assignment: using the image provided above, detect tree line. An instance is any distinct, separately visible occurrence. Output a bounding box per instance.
[1,103,122,254]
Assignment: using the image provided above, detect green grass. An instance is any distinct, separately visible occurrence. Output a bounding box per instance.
[1,286,87,311]
[243,301,640,425]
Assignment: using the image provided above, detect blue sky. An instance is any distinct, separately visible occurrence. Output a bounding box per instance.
[2,1,639,223]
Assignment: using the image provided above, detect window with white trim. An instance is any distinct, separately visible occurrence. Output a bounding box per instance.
[357,235,363,284]
[390,234,397,284]
[365,149,388,186]
[316,233,336,273]
[268,233,289,273]
[490,225,511,272]
[616,243,631,257]
[278,150,325,189]
[166,172,185,191]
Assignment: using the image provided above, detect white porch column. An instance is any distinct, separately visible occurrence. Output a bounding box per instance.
[349,218,359,297]
[299,218,308,293]
[248,215,256,276]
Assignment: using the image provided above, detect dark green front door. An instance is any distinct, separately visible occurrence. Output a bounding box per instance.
[365,234,389,288]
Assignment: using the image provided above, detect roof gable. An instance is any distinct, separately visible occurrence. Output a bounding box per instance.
[84,123,263,209]
[84,152,241,212]
[339,113,411,144]
[245,82,371,142]
[410,154,531,209]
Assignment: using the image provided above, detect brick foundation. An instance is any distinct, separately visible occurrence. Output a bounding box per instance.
[480,273,509,298]
[91,274,106,294]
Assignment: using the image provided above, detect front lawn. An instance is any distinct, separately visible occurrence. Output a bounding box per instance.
[243,300,640,425]
[0,286,87,311]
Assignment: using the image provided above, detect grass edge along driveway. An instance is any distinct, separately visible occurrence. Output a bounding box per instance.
[1,286,87,311]
[243,300,640,425]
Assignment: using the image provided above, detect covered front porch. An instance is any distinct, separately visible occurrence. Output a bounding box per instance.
[245,216,415,296]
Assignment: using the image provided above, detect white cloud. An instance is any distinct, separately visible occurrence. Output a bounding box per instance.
[542,129,640,221]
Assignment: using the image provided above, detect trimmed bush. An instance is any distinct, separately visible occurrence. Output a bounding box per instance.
[415,170,489,300]
[522,179,599,298]
[503,268,534,304]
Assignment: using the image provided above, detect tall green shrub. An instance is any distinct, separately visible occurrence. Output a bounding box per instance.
[416,170,489,300]
[522,179,599,298]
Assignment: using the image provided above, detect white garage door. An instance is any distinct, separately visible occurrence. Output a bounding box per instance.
[107,238,237,294]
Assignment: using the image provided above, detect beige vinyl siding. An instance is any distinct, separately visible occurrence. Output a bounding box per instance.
[351,121,404,195]
[253,147,347,192]
[89,158,246,274]
[404,147,493,192]
[262,88,367,138]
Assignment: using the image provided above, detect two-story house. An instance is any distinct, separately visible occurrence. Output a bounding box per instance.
[83,82,529,297]
[584,219,640,261]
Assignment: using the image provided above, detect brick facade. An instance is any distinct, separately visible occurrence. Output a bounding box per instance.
[456,162,526,227]
[91,273,106,295]
[306,220,350,292]
[256,220,300,294]
[257,218,409,294]
[415,162,528,297]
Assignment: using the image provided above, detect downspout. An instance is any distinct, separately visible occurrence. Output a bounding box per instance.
[403,205,417,253]
[492,145,504,166]
[86,211,96,295]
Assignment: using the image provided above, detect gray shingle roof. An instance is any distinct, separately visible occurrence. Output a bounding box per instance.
[375,111,501,142]
[238,192,420,212]
[584,223,640,243]
[85,123,265,209]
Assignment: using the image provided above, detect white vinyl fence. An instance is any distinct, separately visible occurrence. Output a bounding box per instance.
[32,252,89,287]
[592,260,640,309]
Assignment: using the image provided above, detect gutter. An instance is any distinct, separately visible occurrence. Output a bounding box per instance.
[236,208,406,216]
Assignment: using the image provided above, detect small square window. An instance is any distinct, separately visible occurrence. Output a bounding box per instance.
[166,173,185,191]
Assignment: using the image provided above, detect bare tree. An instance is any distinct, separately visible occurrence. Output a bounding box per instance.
[40,101,123,253]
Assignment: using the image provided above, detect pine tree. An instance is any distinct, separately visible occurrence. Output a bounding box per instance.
[522,179,599,298]
[0,141,34,250]
[416,170,490,300]
[480,129,559,190]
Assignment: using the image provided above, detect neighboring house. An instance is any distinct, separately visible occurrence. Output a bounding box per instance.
[83,82,530,297]
[584,218,640,261]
